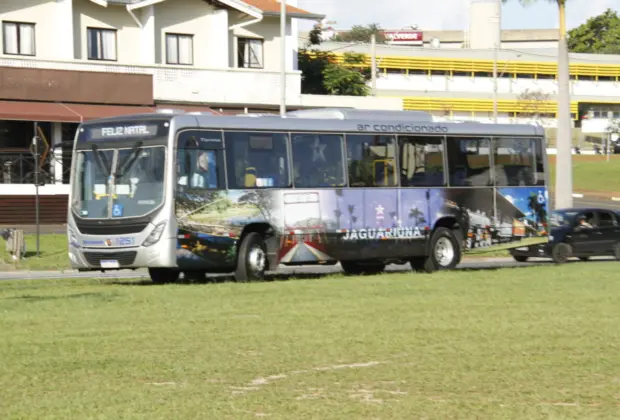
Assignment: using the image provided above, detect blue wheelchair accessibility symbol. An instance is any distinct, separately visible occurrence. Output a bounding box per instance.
[112,204,124,217]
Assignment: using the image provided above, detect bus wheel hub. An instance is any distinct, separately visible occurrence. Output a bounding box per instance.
[248,247,266,272]
[435,237,454,266]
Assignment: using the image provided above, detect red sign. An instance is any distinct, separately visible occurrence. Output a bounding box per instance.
[383,31,423,44]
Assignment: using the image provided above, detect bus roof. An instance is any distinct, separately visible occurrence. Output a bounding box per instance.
[79,108,546,137]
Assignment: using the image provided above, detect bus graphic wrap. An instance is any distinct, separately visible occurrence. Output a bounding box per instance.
[174,186,548,269]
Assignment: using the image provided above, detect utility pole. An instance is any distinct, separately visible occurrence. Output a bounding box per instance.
[555,1,573,209]
[493,42,498,123]
[31,122,41,258]
[280,0,287,116]
[371,33,377,96]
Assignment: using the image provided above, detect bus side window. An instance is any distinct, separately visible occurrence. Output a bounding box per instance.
[176,132,222,193]
[398,136,445,187]
[291,133,346,188]
[346,134,396,187]
[494,137,540,186]
[224,131,291,189]
[446,137,492,187]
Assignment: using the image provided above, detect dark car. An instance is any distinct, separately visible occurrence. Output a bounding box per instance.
[510,208,620,264]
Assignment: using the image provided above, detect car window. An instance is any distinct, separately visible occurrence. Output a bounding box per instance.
[598,211,617,227]
[580,211,597,228]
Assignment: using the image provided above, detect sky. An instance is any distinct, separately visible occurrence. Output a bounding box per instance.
[296,0,619,31]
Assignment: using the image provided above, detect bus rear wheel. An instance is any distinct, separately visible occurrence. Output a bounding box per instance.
[235,232,267,282]
[415,227,461,273]
[340,260,385,276]
[148,268,180,285]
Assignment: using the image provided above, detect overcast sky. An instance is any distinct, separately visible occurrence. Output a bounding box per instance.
[297,0,619,31]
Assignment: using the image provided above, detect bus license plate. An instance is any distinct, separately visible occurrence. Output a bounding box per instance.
[100,260,120,269]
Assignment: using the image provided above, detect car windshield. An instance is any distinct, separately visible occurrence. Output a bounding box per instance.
[549,210,578,227]
[72,146,166,219]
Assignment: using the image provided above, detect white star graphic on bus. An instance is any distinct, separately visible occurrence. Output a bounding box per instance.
[375,204,384,216]
[312,138,326,162]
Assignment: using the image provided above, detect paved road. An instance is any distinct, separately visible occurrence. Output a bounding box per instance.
[0,257,565,282]
[573,196,620,211]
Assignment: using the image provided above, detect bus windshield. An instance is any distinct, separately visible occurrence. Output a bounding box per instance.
[72,145,166,219]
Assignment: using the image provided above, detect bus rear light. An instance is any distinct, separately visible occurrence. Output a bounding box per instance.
[142,221,167,247]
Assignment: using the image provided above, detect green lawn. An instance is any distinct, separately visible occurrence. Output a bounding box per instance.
[1,234,69,271]
[1,264,620,419]
[548,154,620,194]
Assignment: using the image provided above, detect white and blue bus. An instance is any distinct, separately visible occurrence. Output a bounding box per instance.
[67,108,549,283]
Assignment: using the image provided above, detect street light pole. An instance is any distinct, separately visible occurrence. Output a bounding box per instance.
[555,1,573,209]
[280,0,287,116]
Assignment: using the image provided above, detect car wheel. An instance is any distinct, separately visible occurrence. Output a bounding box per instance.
[235,232,267,282]
[420,227,461,273]
[148,267,180,285]
[551,243,572,265]
[513,255,528,263]
[578,257,589,262]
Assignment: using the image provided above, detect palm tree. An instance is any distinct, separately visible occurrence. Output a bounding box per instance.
[347,204,356,229]
[334,189,344,228]
[502,0,573,208]
[409,207,423,226]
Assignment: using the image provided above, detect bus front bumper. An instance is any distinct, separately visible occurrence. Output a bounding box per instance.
[68,244,173,271]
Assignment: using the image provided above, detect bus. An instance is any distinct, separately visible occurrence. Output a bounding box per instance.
[67,108,550,283]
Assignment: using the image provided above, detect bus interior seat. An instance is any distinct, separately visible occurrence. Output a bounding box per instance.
[244,167,257,187]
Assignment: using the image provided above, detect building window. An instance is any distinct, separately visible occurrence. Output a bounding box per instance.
[165,33,193,65]
[237,38,263,69]
[2,21,35,56]
[87,27,117,61]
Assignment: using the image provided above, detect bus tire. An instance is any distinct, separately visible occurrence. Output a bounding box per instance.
[421,227,461,273]
[148,267,180,285]
[235,232,267,282]
[340,260,385,276]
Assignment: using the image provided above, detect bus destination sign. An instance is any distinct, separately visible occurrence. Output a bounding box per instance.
[88,124,159,140]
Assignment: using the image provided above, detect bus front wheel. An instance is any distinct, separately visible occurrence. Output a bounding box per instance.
[415,227,461,273]
[148,268,180,285]
[235,232,267,282]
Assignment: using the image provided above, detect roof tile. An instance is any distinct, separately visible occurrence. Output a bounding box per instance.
[242,0,314,15]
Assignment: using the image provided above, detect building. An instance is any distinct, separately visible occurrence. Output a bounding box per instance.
[0,0,402,225]
[300,1,620,146]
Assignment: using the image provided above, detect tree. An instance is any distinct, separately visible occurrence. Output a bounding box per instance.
[331,23,387,44]
[298,24,370,96]
[567,9,620,54]
[517,88,552,125]
[502,0,573,209]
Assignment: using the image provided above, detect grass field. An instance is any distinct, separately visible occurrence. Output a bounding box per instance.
[548,154,620,194]
[1,263,620,419]
[1,234,69,271]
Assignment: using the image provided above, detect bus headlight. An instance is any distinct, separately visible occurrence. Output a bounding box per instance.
[142,221,167,247]
[68,227,79,248]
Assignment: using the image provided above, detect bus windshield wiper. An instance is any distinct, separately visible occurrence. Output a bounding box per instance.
[91,144,111,177]
[115,141,143,178]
